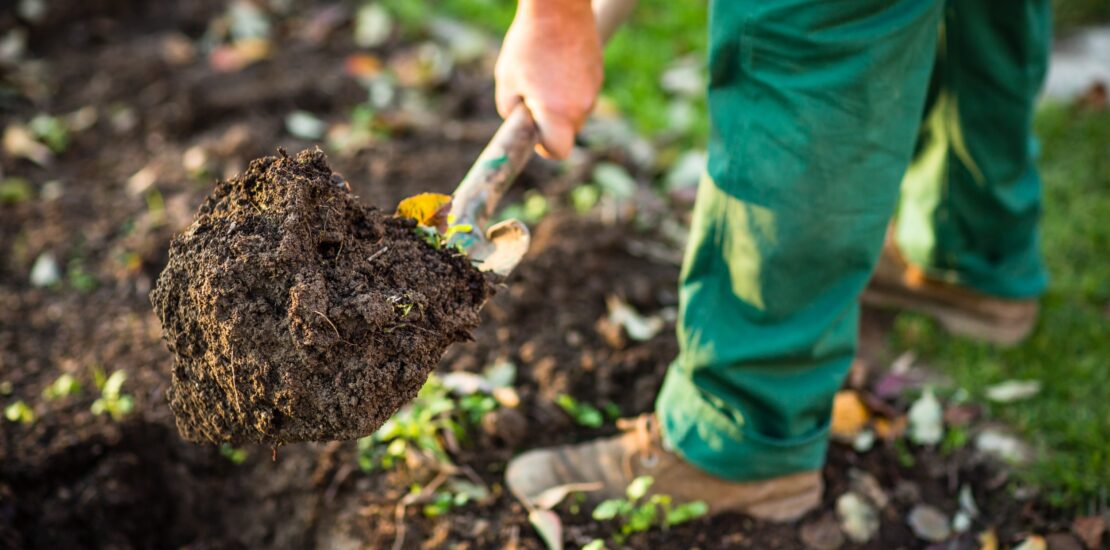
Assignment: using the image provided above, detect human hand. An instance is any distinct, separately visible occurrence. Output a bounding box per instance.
[495,0,603,159]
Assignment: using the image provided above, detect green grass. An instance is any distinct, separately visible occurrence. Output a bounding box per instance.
[893,105,1110,508]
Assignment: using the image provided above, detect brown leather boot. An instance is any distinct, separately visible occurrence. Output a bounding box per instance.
[504,414,821,522]
[862,240,1038,346]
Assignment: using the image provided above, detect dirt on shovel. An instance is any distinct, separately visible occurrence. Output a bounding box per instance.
[150,148,495,445]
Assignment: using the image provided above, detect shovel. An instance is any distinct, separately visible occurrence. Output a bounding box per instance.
[448,0,637,276]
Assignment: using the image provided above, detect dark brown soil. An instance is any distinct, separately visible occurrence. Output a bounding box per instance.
[151,148,494,444]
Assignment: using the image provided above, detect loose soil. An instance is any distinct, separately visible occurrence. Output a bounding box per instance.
[151,148,494,444]
[0,2,1076,549]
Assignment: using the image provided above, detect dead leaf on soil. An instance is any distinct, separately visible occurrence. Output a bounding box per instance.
[848,469,888,509]
[528,509,563,550]
[532,482,604,511]
[908,387,944,446]
[395,192,451,231]
[344,53,383,80]
[1013,534,1047,550]
[605,295,664,342]
[3,124,52,166]
[984,379,1042,403]
[979,529,999,550]
[1072,515,1106,549]
[831,390,871,442]
[975,428,1033,464]
[874,415,907,440]
[209,38,270,73]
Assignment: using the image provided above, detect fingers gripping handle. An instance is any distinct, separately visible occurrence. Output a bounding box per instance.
[448,0,637,233]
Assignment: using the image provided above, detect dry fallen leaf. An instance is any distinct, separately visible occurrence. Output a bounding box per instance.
[1072,515,1106,550]
[344,53,383,80]
[528,509,563,550]
[831,390,871,441]
[532,482,603,511]
[874,415,907,440]
[908,387,944,446]
[1013,534,1047,550]
[605,295,664,342]
[395,192,451,231]
[979,529,999,550]
[984,380,1042,403]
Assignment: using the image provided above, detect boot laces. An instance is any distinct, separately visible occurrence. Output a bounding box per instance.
[617,414,662,470]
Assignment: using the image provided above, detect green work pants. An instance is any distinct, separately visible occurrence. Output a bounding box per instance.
[657,0,1051,481]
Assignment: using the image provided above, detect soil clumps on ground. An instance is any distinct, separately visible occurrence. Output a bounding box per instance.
[151,148,494,444]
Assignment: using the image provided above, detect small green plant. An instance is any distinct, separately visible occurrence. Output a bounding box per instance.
[569,184,601,214]
[582,539,606,550]
[29,114,69,153]
[415,221,473,251]
[0,177,33,205]
[458,392,498,425]
[893,437,916,468]
[940,425,970,456]
[42,373,82,400]
[91,369,134,421]
[357,376,461,472]
[4,400,35,424]
[66,257,97,293]
[220,443,248,464]
[421,479,489,518]
[556,393,604,428]
[591,476,708,544]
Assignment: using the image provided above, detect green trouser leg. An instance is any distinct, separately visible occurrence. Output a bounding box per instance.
[656,1,949,481]
[895,1,1051,299]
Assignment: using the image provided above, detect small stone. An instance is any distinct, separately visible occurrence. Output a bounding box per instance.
[952,511,972,533]
[836,492,879,543]
[907,504,951,542]
[800,514,844,550]
[30,252,60,287]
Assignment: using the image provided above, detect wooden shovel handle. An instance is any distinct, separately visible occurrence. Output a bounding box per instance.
[449,0,637,229]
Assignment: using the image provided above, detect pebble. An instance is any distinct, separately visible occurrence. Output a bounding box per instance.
[30,252,60,287]
[907,504,952,542]
[836,492,879,543]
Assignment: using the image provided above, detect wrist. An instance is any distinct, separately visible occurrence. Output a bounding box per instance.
[517,0,594,21]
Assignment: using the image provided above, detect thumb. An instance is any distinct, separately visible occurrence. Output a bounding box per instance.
[525,100,576,160]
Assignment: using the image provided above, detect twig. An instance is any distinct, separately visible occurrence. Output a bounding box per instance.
[368,246,389,263]
[313,310,343,340]
[392,471,451,550]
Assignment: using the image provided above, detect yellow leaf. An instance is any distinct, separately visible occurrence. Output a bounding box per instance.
[831,390,870,441]
[395,193,451,230]
[874,415,908,440]
[978,529,998,550]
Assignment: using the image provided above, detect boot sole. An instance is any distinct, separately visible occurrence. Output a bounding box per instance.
[743,484,822,523]
[861,284,1035,346]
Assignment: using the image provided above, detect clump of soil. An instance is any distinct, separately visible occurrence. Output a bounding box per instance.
[151,148,495,444]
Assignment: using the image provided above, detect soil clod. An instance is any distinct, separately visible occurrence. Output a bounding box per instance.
[151,149,494,444]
